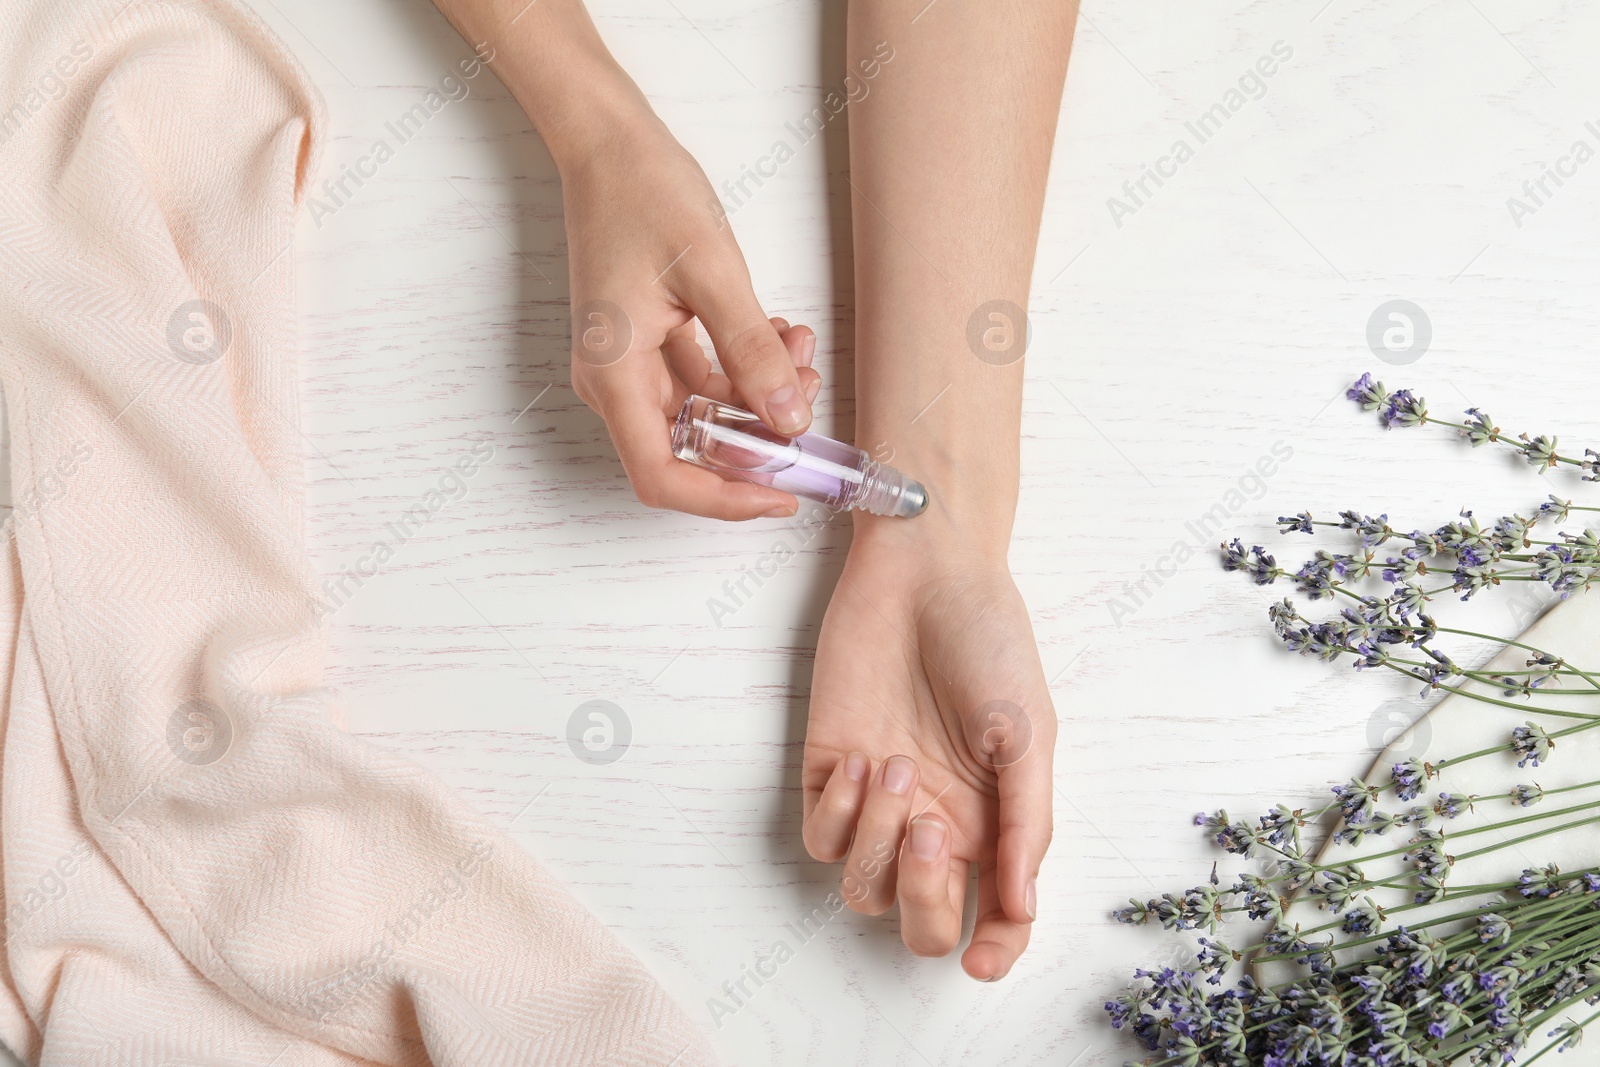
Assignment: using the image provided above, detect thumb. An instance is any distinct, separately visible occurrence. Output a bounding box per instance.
[682,276,812,436]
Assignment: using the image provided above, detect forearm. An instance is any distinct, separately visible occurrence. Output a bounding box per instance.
[847,0,1073,559]
[430,0,658,170]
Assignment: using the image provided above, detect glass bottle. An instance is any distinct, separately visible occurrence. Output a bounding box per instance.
[671,394,928,518]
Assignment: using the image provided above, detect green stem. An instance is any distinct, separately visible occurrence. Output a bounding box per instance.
[1518,1006,1600,1067]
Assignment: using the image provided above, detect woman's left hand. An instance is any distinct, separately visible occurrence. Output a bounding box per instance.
[800,527,1057,981]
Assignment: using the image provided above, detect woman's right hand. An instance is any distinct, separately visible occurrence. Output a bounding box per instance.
[426,0,812,520]
[560,113,820,520]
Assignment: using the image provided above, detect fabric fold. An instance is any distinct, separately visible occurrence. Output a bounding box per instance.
[0,2,715,1064]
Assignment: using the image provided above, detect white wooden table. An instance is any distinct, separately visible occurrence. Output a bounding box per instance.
[21,1,1600,1064]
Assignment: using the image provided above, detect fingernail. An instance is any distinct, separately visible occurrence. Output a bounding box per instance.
[882,756,914,795]
[843,752,868,781]
[910,817,944,860]
[760,505,795,518]
[1025,878,1037,921]
[799,333,816,367]
[804,377,821,404]
[980,973,1004,983]
[764,385,809,435]
[773,317,790,331]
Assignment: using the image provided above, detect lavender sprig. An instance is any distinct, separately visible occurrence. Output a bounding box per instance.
[1347,373,1600,481]
[1107,385,1600,1067]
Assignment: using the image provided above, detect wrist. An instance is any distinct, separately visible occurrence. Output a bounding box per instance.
[852,409,1017,563]
[851,511,1012,570]
[540,70,665,176]
[445,0,662,175]
[851,453,1015,565]
[503,52,661,174]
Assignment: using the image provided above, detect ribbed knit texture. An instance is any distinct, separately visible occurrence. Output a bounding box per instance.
[0,3,715,1064]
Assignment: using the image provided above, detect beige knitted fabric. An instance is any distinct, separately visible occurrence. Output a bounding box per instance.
[0,2,714,1064]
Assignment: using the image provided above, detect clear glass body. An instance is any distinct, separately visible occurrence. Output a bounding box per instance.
[671,395,928,518]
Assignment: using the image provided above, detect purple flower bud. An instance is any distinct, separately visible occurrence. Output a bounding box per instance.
[1347,372,1387,410]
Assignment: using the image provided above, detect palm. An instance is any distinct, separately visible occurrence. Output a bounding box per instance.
[802,536,1055,978]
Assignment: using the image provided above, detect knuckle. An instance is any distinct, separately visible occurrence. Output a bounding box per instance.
[630,479,663,511]
[694,242,748,285]
[568,365,596,408]
[839,870,882,913]
[801,826,842,864]
[822,791,858,820]
[899,880,943,911]
[715,323,782,377]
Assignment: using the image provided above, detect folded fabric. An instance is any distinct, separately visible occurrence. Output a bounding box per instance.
[0,2,714,1063]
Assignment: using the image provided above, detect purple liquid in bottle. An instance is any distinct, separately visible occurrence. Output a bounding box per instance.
[671,395,927,517]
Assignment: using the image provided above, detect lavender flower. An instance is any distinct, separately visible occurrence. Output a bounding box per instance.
[1277,511,1315,535]
[1541,494,1573,523]
[1231,874,1286,923]
[1337,509,1395,548]
[1266,598,1299,637]
[1220,539,1278,585]
[1395,805,1435,827]
[1510,783,1544,807]
[1347,372,1387,410]
[1309,865,1366,912]
[1462,407,1499,446]
[1332,550,1375,580]
[1429,1000,1471,1039]
[1331,778,1379,825]
[1337,809,1403,845]
[1493,671,1552,699]
[1477,913,1512,945]
[1391,758,1426,802]
[1195,810,1253,856]
[1442,971,1475,1004]
[1112,898,1149,925]
[1380,389,1427,429]
[1342,906,1378,936]
[1144,881,1224,933]
[1256,804,1300,848]
[1381,551,1424,583]
[1518,864,1563,899]
[1453,563,1500,600]
[1292,554,1336,600]
[1422,646,1461,691]
[1521,432,1561,473]
[1407,611,1438,647]
[1550,1020,1585,1054]
[1405,842,1451,882]
[1194,938,1236,985]
[1511,722,1554,768]
[1413,876,1447,905]
[1103,989,1140,1030]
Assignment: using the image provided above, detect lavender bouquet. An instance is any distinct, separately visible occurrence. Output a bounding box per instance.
[1106,375,1600,1067]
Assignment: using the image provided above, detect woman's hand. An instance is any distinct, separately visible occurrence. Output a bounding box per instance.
[801,524,1056,981]
[560,116,821,520]
[428,0,819,520]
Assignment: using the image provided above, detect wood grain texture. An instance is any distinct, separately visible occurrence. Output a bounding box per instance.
[14,0,1600,1063]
